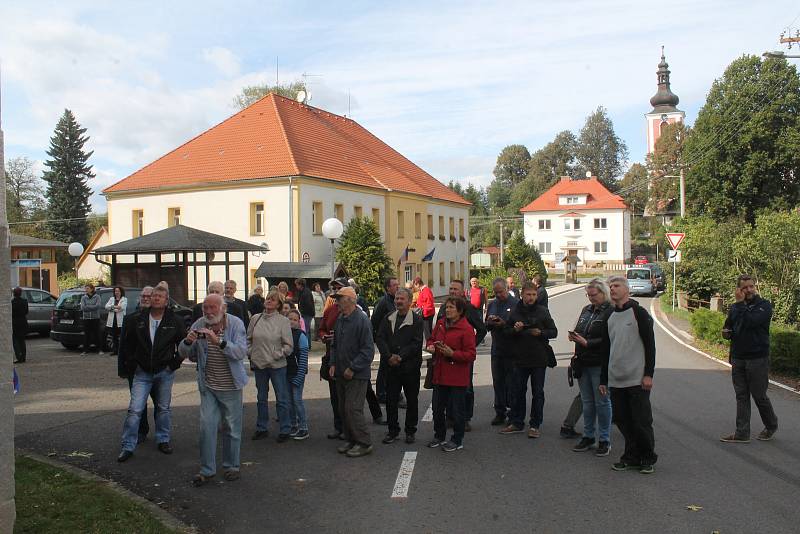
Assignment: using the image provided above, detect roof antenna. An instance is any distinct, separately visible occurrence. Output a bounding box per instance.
[275,56,279,85]
[348,90,351,117]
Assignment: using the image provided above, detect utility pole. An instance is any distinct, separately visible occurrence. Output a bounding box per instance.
[0,66,17,529]
[498,216,505,265]
[679,167,686,218]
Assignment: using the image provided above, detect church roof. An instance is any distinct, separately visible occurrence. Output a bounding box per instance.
[519,176,627,212]
[103,93,469,205]
[649,47,681,113]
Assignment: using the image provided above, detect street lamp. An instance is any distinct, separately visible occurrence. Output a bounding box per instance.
[68,242,84,279]
[321,218,343,280]
[763,50,800,59]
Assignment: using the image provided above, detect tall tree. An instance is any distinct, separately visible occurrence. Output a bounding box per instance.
[575,106,628,190]
[685,55,800,222]
[336,217,395,303]
[488,144,530,210]
[503,229,547,283]
[619,163,649,215]
[43,109,94,245]
[5,156,45,223]
[233,80,306,109]
[510,130,578,212]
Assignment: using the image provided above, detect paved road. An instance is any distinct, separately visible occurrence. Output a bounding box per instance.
[14,289,800,533]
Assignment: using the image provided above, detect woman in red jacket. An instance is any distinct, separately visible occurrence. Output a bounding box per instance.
[426,296,477,452]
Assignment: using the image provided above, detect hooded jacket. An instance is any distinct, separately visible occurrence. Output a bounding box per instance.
[427,316,476,387]
[724,295,772,359]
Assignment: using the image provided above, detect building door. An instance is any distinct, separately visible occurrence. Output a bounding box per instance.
[568,249,577,257]
[41,269,51,292]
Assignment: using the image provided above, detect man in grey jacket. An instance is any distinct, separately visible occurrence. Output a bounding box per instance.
[80,283,102,355]
[328,286,375,457]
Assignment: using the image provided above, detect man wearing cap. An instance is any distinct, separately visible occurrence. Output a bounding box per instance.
[328,285,375,457]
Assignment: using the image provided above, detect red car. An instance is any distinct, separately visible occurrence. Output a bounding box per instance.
[634,256,649,265]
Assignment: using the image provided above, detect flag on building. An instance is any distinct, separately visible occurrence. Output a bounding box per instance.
[421,248,435,262]
[398,245,409,265]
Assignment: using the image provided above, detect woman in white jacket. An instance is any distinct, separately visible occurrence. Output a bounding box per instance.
[104,286,127,355]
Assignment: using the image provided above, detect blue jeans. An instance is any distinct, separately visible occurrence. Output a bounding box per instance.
[254,367,291,434]
[578,366,612,442]
[302,315,314,337]
[199,383,243,476]
[121,367,175,452]
[491,354,514,417]
[288,379,308,432]
[510,366,546,428]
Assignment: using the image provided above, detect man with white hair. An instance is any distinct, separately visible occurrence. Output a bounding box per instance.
[180,293,248,485]
[118,284,187,462]
[223,279,249,326]
[600,275,657,474]
[193,281,225,321]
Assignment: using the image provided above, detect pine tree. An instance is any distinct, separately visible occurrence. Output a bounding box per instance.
[43,109,95,244]
[503,230,547,283]
[336,217,395,303]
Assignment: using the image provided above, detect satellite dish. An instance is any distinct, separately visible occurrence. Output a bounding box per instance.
[585,171,592,178]
[296,90,307,103]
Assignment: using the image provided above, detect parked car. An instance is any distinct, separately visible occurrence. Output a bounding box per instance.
[645,263,666,292]
[50,287,193,350]
[13,287,57,335]
[634,255,649,265]
[626,267,657,297]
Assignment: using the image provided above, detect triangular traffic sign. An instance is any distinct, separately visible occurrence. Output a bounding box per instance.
[666,232,685,250]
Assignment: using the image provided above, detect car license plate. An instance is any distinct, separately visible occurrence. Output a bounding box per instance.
[61,319,74,324]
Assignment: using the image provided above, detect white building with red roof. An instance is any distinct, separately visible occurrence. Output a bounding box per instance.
[520,176,630,268]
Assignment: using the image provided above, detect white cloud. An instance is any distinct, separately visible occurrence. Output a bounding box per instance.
[201,47,241,78]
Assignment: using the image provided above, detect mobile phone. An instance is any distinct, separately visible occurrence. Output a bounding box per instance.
[568,330,576,336]
[193,330,206,339]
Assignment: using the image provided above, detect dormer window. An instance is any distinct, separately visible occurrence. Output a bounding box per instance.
[559,194,587,206]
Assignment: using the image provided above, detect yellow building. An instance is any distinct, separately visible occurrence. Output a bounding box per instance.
[10,234,68,295]
[103,93,471,297]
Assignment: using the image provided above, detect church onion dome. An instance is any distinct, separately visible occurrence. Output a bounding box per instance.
[649,47,681,113]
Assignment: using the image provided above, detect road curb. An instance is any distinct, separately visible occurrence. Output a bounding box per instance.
[16,449,197,534]
[649,300,800,396]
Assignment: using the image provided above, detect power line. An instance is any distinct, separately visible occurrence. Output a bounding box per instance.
[8,214,105,225]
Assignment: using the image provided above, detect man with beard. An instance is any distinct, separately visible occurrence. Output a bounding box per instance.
[180,293,248,485]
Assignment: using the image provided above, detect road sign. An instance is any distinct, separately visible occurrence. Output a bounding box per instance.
[666,232,686,250]
[667,249,681,263]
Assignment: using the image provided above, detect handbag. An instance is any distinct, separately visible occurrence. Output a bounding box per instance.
[546,343,557,368]
[423,359,434,389]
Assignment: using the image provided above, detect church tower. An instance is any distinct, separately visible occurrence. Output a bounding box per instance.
[645,47,685,154]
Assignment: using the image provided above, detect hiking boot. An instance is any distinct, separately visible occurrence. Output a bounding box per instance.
[720,433,750,443]
[595,441,611,457]
[639,464,655,474]
[346,444,373,458]
[499,424,524,435]
[573,437,595,452]
[560,426,580,439]
[441,441,464,452]
[292,430,309,441]
[337,442,355,454]
[490,414,507,426]
[527,427,541,439]
[612,461,641,471]
[757,428,777,441]
[382,433,399,444]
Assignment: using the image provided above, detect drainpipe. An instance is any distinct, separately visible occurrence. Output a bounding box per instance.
[288,177,293,262]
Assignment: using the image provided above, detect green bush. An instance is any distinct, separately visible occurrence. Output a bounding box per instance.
[688,308,728,346]
[769,324,800,375]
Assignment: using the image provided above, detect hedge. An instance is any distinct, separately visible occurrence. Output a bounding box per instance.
[688,307,800,375]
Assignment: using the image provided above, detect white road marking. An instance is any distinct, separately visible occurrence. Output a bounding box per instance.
[422,403,433,422]
[649,300,800,396]
[391,451,418,499]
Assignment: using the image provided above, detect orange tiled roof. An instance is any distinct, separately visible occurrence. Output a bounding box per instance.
[519,176,627,212]
[103,94,469,205]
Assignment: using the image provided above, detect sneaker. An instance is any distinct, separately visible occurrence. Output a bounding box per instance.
[441,441,464,452]
[337,442,355,454]
[560,426,581,439]
[276,433,290,443]
[346,444,373,458]
[80,352,88,356]
[427,439,444,448]
[464,421,472,432]
[595,441,611,457]
[757,428,777,441]
[573,437,595,452]
[289,428,299,438]
[292,430,309,441]
[382,433,399,444]
[405,434,416,444]
[499,424,524,435]
[612,461,641,471]
[490,415,507,426]
[527,427,541,439]
[720,433,750,443]
[639,464,655,474]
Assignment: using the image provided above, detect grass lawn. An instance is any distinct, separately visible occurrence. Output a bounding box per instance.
[15,455,177,534]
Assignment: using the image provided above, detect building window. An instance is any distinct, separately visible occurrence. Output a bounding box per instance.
[459,260,465,280]
[41,249,52,262]
[334,203,344,222]
[563,219,571,231]
[439,262,445,286]
[372,208,380,226]
[249,203,265,235]
[415,212,422,239]
[449,217,455,241]
[354,206,363,218]
[438,216,445,240]
[132,209,144,238]
[594,217,607,229]
[427,264,434,288]
[427,214,434,239]
[168,207,181,227]
[574,218,581,230]
[538,219,551,230]
[459,218,465,241]
[567,240,578,246]
[594,241,608,253]
[449,261,455,281]
[312,202,323,234]
[538,242,552,254]
[404,264,413,284]
[397,210,405,238]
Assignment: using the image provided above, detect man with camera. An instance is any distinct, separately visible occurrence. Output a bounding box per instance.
[485,277,518,426]
[720,274,778,443]
[500,282,557,438]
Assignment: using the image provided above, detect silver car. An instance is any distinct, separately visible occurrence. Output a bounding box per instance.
[626,268,657,297]
[15,287,57,334]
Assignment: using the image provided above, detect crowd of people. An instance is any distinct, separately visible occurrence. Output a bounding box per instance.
[60,268,776,485]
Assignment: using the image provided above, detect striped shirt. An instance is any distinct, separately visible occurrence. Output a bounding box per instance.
[205,329,236,391]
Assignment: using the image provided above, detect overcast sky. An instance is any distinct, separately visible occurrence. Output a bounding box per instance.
[1,1,798,211]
